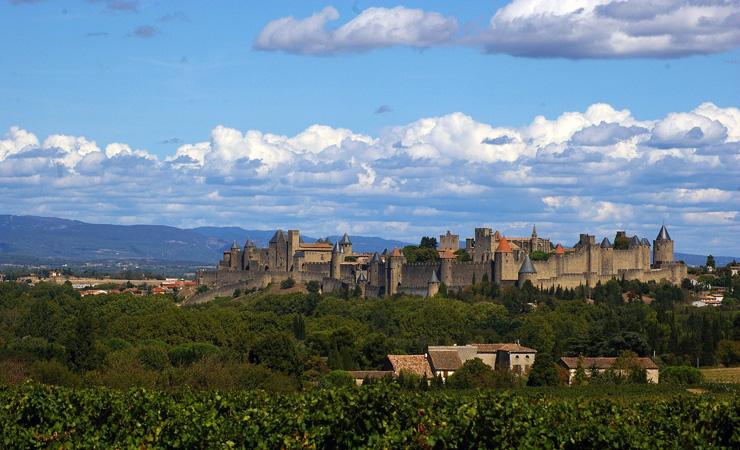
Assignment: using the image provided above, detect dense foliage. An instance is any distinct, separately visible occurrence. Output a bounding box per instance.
[0,266,739,391]
[2,383,740,449]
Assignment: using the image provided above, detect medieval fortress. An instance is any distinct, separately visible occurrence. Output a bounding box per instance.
[196,225,687,298]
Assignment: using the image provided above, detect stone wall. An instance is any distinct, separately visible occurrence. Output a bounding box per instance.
[449,261,492,288]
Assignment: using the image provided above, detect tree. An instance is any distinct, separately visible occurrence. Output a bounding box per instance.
[571,355,588,385]
[419,236,438,249]
[527,351,559,386]
[707,255,716,269]
[446,358,496,389]
[454,249,472,262]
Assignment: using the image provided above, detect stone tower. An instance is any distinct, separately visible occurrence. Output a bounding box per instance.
[330,241,343,280]
[440,248,455,286]
[387,247,403,296]
[427,271,440,298]
[600,237,613,275]
[339,233,353,256]
[368,251,382,286]
[517,254,537,287]
[653,224,674,268]
[493,237,515,284]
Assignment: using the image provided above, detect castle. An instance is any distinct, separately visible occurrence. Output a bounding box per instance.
[195,225,687,298]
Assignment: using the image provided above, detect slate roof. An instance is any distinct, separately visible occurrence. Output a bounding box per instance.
[558,357,658,370]
[244,238,256,248]
[370,252,382,263]
[357,272,367,282]
[495,236,513,253]
[270,230,284,244]
[600,237,612,249]
[293,251,305,258]
[519,255,537,274]
[339,233,352,245]
[656,225,671,241]
[428,271,440,283]
[332,242,343,254]
[640,237,651,247]
[475,343,537,353]
[231,240,239,250]
[428,350,463,371]
[386,355,432,378]
[629,235,641,247]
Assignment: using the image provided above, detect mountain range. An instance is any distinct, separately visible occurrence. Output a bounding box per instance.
[0,215,736,268]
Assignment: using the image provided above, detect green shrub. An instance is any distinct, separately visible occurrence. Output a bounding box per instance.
[318,370,355,389]
[280,278,296,289]
[660,366,705,385]
[167,343,222,367]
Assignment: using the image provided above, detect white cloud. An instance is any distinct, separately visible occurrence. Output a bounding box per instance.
[478,0,740,59]
[1,101,739,255]
[254,6,459,55]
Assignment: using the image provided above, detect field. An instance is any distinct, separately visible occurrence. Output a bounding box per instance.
[702,367,740,383]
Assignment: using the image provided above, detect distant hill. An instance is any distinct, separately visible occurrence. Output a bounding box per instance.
[0,215,224,263]
[1,215,736,268]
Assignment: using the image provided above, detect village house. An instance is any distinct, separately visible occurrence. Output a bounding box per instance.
[557,357,659,384]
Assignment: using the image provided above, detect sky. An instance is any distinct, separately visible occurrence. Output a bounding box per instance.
[1,0,739,257]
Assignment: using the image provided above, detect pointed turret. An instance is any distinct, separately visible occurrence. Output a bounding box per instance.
[332,242,343,254]
[370,252,381,263]
[494,236,513,253]
[231,240,239,251]
[629,235,641,247]
[531,224,537,238]
[357,272,367,282]
[640,237,651,247]
[428,271,440,283]
[339,233,351,245]
[244,238,256,248]
[600,237,612,249]
[554,243,565,255]
[390,247,401,257]
[656,225,671,241]
[518,255,537,274]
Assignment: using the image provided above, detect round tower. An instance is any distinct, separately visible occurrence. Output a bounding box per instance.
[330,241,343,280]
[653,225,674,267]
[339,233,353,256]
[427,271,440,298]
[440,248,455,286]
[387,247,403,295]
[517,254,537,288]
[493,237,515,284]
[600,237,613,275]
[368,251,381,286]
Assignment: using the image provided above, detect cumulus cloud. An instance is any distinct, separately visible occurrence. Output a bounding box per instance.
[1,102,739,254]
[256,2,740,59]
[254,6,459,55]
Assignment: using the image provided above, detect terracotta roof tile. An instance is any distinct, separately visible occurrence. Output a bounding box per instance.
[390,247,402,257]
[494,237,513,253]
[387,355,432,378]
[440,248,456,259]
[428,350,463,371]
[554,244,565,255]
[493,230,502,240]
[475,343,537,353]
[558,357,658,370]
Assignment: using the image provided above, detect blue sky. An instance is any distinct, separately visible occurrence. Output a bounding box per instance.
[1,0,739,257]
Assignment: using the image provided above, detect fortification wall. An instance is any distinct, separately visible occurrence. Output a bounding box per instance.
[613,248,644,272]
[449,261,491,287]
[303,262,330,276]
[402,263,440,286]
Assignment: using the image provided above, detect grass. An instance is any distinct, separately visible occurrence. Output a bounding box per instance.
[701,367,740,383]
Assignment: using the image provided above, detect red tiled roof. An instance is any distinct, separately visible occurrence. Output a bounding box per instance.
[558,357,658,370]
[494,237,513,253]
[387,355,432,378]
[554,244,565,255]
[493,230,502,240]
[428,350,463,371]
[390,247,402,257]
[475,343,537,353]
[440,249,456,259]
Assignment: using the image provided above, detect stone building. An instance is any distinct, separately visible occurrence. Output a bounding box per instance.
[196,224,687,298]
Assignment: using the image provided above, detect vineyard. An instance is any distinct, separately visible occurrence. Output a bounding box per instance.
[3,383,740,449]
